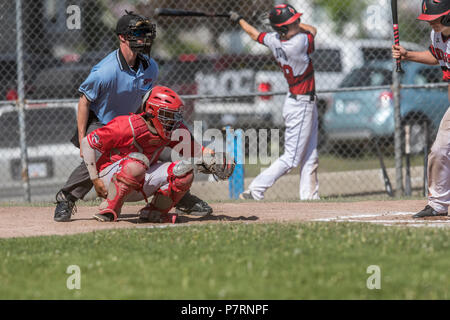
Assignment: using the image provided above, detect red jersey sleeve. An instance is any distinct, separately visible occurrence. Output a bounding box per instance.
[306,32,315,54]
[429,44,438,60]
[257,32,267,45]
[168,123,204,158]
[86,117,127,154]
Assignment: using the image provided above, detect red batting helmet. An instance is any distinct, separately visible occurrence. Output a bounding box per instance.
[269,4,303,35]
[142,86,184,140]
[417,0,450,26]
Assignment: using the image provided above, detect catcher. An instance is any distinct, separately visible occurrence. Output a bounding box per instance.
[80,86,235,223]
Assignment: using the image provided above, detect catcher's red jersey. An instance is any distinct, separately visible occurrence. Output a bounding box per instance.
[86,113,196,173]
[257,31,315,95]
[429,30,450,82]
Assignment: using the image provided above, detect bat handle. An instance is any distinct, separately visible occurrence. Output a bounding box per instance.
[396,60,403,73]
[393,24,404,73]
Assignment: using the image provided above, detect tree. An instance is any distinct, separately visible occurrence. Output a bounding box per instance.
[313,0,369,35]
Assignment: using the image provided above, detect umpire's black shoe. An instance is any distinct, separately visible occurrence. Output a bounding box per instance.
[54,190,77,222]
[175,191,212,216]
[413,205,448,219]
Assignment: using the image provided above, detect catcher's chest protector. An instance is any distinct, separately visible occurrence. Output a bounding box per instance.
[129,115,169,161]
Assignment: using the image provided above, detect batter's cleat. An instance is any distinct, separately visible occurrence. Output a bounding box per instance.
[54,190,77,222]
[413,205,448,218]
[175,191,212,216]
[239,190,257,200]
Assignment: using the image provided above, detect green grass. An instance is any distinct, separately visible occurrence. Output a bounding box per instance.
[1,222,449,299]
[244,154,424,177]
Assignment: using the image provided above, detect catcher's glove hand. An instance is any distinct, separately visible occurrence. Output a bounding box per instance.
[197,151,235,180]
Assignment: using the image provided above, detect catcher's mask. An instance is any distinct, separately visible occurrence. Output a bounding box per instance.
[417,0,450,26]
[269,3,302,36]
[116,11,156,55]
[142,86,184,140]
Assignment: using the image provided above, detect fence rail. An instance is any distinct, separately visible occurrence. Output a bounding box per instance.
[0,0,446,202]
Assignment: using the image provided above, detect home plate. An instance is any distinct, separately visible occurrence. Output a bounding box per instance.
[312,211,450,228]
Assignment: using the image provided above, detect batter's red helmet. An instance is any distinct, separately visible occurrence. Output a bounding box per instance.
[142,86,184,140]
[269,4,302,36]
[417,0,450,26]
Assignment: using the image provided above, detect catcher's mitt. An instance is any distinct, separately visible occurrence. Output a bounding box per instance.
[197,151,235,180]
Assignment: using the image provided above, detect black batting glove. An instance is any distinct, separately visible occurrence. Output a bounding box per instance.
[229,11,243,23]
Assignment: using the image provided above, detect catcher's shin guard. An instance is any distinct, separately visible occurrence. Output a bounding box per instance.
[94,156,149,222]
[139,161,194,223]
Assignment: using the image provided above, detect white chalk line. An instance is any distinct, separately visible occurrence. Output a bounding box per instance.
[311,211,450,228]
[312,212,413,222]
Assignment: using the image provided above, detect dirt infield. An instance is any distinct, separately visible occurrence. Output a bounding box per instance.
[1,200,449,238]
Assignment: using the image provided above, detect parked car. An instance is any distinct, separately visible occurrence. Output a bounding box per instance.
[0,103,81,201]
[193,38,424,134]
[323,60,447,154]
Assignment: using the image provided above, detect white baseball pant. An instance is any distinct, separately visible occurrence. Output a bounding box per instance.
[99,160,172,202]
[428,106,450,213]
[248,93,319,200]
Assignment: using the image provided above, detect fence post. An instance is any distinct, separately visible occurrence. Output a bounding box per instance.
[392,69,403,196]
[15,0,31,202]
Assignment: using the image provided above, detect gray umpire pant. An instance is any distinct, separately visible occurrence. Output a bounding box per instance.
[60,121,104,200]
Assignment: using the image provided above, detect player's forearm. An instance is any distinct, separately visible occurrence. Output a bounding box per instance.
[77,95,91,143]
[80,136,99,180]
[238,19,260,41]
[299,23,317,37]
[404,50,439,65]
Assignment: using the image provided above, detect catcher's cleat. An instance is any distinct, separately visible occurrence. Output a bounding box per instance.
[54,190,77,222]
[413,205,448,218]
[175,191,212,216]
[161,213,178,224]
[138,206,178,224]
[93,209,118,222]
[239,190,257,200]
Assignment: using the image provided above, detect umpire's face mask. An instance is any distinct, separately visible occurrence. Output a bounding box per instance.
[128,22,156,55]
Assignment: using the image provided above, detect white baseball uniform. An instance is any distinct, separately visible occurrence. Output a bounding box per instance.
[426,30,450,213]
[248,31,319,200]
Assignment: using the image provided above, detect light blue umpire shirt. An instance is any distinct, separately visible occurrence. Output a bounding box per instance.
[78,48,158,125]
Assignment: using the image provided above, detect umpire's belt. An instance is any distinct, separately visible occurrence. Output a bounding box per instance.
[289,93,316,102]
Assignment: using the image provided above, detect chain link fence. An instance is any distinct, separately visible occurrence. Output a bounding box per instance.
[0,0,447,202]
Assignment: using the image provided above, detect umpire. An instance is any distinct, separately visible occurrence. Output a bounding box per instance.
[54,11,212,222]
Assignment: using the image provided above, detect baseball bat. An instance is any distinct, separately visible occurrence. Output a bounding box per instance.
[154,8,230,18]
[391,0,404,73]
[375,140,394,197]
[404,124,412,196]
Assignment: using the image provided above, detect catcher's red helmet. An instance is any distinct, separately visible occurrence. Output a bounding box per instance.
[142,86,184,140]
[269,4,302,35]
[417,0,450,26]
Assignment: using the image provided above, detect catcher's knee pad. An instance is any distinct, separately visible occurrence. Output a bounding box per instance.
[97,156,149,222]
[138,161,193,222]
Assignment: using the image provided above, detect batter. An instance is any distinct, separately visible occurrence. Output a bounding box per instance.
[230,4,320,200]
[392,0,450,218]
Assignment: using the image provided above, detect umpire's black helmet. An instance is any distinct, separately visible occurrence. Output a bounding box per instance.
[269,4,302,35]
[116,11,156,55]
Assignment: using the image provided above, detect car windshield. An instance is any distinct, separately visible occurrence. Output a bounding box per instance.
[0,107,76,148]
[340,67,392,88]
